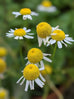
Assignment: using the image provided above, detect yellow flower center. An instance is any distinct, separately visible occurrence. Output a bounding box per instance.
[36,22,52,38]
[0,47,7,57]
[0,90,6,99]
[0,59,6,73]
[41,65,52,75]
[23,64,40,80]
[42,1,52,7]
[51,30,65,41]
[27,48,43,64]
[20,8,31,15]
[14,29,26,36]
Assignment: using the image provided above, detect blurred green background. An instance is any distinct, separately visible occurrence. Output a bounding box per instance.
[0,0,74,99]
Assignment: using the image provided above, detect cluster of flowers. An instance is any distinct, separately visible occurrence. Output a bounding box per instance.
[5,1,74,92]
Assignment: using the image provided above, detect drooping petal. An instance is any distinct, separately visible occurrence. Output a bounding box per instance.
[23,27,27,31]
[64,39,72,44]
[12,12,21,17]
[25,29,31,33]
[16,76,24,84]
[43,53,51,56]
[39,60,44,71]
[57,41,62,48]
[39,74,46,82]
[27,15,32,20]
[65,37,74,42]
[19,37,23,39]
[43,56,52,63]
[35,78,44,88]
[61,41,67,47]
[20,78,25,85]
[30,80,34,90]
[14,36,19,40]
[25,80,30,91]
[50,39,56,45]
[38,36,42,47]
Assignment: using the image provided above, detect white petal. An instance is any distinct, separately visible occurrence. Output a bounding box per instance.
[26,61,30,65]
[64,39,72,44]
[65,34,69,37]
[57,41,62,48]
[27,15,32,20]
[25,57,28,60]
[14,36,19,40]
[20,78,25,85]
[43,53,51,56]
[31,11,38,16]
[19,37,23,39]
[6,33,14,37]
[25,29,31,33]
[38,36,42,47]
[65,37,74,42]
[27,33,34,35]
[24,35,34,39]
[16,76,24,84]
[25,80,30,91]
[23,15,27,20]
[43,56,52,63]
[39,61,44,71]
[39,74,46,82]
[30,81,34,90]
[50,39,56,45]
[61,41,67,47]
[52,25,59,32]
[12,12,21,17]
[35,78,44,88]
[23,27,27,31]
[9,29,14,32]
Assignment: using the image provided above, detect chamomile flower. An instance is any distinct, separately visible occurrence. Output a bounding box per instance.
[37,0,57,12]
[6,27,34,40]
[47,29,74,48]
[36,22,59,47]
[12,8,38,20]
[16,64,46,91]
[25,48,52,70]
[0,59,6,79]
[41,65,52,75]
[0,47,7,58]
[0,88,9,99]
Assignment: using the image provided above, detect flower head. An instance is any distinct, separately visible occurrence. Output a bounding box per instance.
[41,65,52,75]
[6,27,34,40]
[12,8,38,20]
[36,22,59,47]
[37,1,57,12]
[25,48,52,70]
[0,88,9,99]
[0,59,6,79]
[16,64,46,91]
[0,47,7,57]
[47,29,74,48]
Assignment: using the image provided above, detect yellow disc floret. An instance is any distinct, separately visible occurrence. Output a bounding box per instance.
[41,65,52,75]
[0,89,7,99]
[20,8,31,15]
[14,29,26,36]
[51,30,65,41]
[36,22,52,38]
[42,1,52,7]
[0,59,6,73]
[0,47,7,57]
[23,64,40,80]
[27,48,43,64]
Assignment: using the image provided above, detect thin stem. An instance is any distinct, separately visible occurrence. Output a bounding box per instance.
[0,79,2,87]
[45,75,64,99]
[52,42,57,59]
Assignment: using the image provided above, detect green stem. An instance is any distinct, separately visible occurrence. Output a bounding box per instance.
[45,75,64,99]
[0,79,2,87]
[52,42,57,59]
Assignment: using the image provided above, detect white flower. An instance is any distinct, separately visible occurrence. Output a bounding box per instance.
[47,28,74,48]
[6,27,34,40]
[37,1,57,13]
[36,22,59,47]
[12,8,38,20]
[25,48,52,70]
[16,64,46,91]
